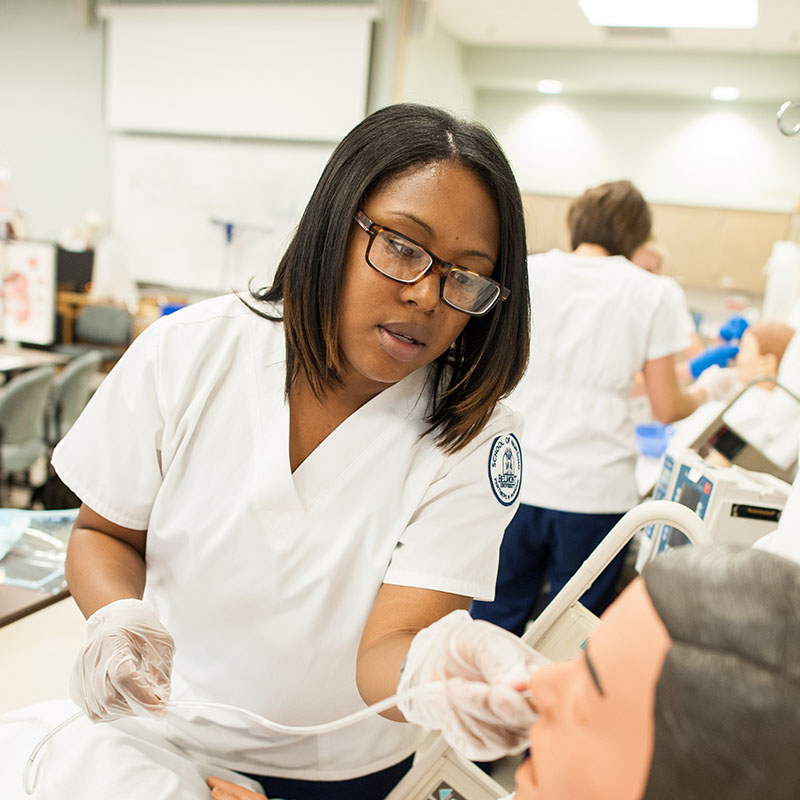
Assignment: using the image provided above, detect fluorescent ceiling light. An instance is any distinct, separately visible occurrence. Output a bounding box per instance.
[579,0,758,29]
[711,86,740,101]
[537,79,563,94]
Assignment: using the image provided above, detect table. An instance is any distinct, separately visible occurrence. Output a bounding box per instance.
[0,508,77,627]
[0,583,69,628]
[0,344,69,373]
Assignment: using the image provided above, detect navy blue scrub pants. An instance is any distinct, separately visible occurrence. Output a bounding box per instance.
[240,754,414,800]
[471,503,626,636]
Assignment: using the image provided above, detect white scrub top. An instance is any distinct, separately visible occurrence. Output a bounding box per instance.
[508,250,689,513]
[51,294,523,780]
[660,274,696,349]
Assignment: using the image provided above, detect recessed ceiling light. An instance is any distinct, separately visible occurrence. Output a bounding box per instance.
[579,0,758,29]
[711,86,740,101]
[537,80,563,95]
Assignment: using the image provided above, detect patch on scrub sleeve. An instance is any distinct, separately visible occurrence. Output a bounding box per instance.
[488,433,522,506]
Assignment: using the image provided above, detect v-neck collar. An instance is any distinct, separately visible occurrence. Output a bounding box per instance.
[254,336,430,516]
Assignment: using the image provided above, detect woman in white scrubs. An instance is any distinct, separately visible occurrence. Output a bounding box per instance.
[44,104,537,799]
[472,180,738,633]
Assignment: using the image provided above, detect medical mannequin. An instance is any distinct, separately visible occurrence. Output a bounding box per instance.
[514,544,800,800]
[0,105,540,800]
[704,320,799,471]
[471,180,738,637]
[202,545,800,800]
[735,320,795,384]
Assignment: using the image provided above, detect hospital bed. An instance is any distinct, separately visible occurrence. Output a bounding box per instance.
[385,500,710,800]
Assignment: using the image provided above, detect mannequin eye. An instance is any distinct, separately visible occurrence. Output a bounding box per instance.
[583,647,606,697]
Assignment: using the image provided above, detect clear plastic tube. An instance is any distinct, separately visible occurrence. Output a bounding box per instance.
[23,710,83,795]
[23,683,534,794]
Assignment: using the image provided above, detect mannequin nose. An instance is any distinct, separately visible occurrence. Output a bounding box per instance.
[527,665,562,719]
[399,272,441,312]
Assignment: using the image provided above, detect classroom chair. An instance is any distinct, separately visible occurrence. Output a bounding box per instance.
[44,350,103,447]
[55,305,133,369]
[0,366,57,507]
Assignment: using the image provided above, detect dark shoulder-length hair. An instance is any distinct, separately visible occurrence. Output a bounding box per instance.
[249,103,530,453]
[642,545,800,800]
[567,179,651,258]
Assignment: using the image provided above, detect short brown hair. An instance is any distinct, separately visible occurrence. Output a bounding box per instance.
[567,180,652,258]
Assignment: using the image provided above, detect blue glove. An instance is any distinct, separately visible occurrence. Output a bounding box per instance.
[688,344,740,379]
[718,314,749,343]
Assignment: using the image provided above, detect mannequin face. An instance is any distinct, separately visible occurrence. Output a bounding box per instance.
[736,329,778,385]
[514,579,671,800]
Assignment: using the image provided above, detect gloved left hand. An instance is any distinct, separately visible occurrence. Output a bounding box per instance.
[396,610,547,761]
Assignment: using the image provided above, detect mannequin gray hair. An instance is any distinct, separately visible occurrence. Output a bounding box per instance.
[641,544,800,800]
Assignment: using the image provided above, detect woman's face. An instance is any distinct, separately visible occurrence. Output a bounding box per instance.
[514,579,671,800]
[337,161,500,402]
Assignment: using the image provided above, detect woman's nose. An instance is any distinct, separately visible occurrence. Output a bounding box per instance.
[398,271,441,312]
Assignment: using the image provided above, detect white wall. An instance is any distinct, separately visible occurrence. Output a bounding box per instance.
[0,0,110,240]
[477,90,800,212]
[403,22,476,118]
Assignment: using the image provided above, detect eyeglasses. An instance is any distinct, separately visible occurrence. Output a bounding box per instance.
[354,211,510,316]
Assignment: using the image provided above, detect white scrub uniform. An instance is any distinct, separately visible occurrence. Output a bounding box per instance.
[660,274,697,352]
[510,249,689,513]
[1,700,266,800]
[43,294,522,783]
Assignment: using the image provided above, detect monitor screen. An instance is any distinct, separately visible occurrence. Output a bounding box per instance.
[56,246,93,292]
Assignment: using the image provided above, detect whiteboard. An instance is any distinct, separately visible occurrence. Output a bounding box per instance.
[111,135,334,292]
[100,3,375,141]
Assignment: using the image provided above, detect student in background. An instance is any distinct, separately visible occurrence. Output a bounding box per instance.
[472,180,740,637]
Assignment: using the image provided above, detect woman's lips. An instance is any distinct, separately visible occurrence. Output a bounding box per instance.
[378,325,425,363]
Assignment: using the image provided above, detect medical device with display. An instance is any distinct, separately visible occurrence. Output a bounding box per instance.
[635,447,790,572]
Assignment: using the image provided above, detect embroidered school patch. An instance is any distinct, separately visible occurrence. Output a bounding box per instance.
[488,433,522,506]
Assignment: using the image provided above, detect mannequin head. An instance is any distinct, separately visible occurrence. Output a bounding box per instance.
[735,321,795,384]
[515,545,800,800]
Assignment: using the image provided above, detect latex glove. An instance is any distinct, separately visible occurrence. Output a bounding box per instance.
[70,598,175,722]
[695,365,744,404]
[688,344,740,379]
[397,609,547,761]
[718,314,750,343]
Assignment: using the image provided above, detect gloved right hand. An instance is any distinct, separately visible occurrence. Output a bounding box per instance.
[70,598,175,722]
[718,314,750,343]
[397,610,546,761]
[688,344,740,379]
[695,365,744,404]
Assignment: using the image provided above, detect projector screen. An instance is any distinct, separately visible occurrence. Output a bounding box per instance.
[100,3,375,141]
